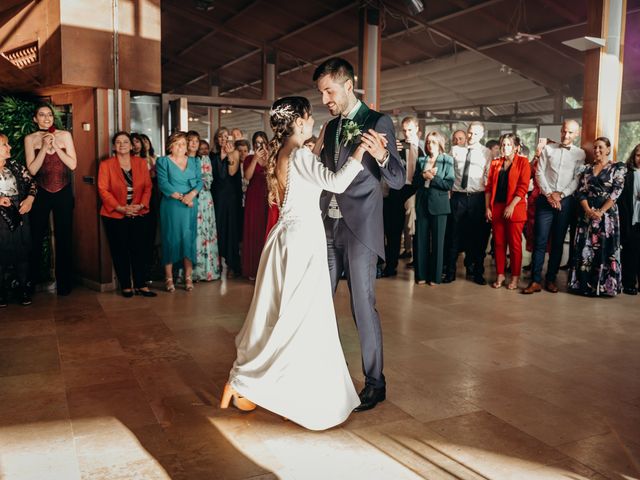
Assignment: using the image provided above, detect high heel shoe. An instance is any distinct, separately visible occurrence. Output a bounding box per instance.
[165,278,175,292]
[220,383,256,412]
[185,276,194,291]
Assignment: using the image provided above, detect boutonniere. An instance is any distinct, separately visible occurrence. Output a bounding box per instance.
[341,120,363,146]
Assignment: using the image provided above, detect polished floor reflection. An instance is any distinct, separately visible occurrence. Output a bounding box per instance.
[0,263,639,479]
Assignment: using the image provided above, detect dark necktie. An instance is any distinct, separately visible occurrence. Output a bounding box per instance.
[460,148,472,190]
[334,117,343,167]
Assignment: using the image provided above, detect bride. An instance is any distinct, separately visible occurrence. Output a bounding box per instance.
[220,96,387,430]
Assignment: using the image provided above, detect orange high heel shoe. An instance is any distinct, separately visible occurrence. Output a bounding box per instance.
[220,383,256,412]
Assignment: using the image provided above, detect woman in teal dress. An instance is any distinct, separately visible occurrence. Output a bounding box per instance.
[156,131,202,292]
[186,131,220,281]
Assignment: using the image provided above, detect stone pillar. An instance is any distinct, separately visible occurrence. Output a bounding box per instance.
[262,48,277,134]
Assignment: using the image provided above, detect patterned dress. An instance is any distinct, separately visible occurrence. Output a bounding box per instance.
[569,162,627,296]
[193,155,221,281]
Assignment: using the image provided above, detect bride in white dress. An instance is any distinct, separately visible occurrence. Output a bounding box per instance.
[220,96,388,430]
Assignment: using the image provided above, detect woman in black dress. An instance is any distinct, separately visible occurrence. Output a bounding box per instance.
[211,127,242,277]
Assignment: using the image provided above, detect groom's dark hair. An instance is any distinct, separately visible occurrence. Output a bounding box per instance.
[313,57,355,84]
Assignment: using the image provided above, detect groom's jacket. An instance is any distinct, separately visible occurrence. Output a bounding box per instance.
[319,103,405,260]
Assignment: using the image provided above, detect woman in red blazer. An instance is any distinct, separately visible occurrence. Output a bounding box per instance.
[485,134,531,290]
[98,131,155,297]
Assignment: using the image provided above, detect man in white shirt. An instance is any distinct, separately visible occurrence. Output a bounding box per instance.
[451,129,467,148]
[444,122,492,284]
[382,116,424,276]
[523,120,585,294]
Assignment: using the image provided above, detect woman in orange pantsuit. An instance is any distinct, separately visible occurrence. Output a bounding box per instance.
[485,134,530,290]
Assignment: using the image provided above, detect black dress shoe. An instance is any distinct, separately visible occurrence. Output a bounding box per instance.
[0,290,7,308]
[623,287,638,295]
[135,289,158,297]
[473,276,487,286]
[442,275,455,284]
[122,290,134,298]
[354,385,386,412]
[20,289,32,306]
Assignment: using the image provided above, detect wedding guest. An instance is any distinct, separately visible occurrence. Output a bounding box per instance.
[485,134,530,290]
[619,143,640,295]
[0,133,36,307]
[231,128,244,141]
[523,120,585,294]
[140,133,159,282]
[444,121,491,284]
[98,132,155,297]
[412,131,454,285]
[156,131,202,292]
[486,139,500,159]
[130,133,144,157]
[235,139,250,161]
[211,127,242,276]
[187,131,220,282]
[382,116,422,276]
[242,131,269,280]
[451,129,466,149]
[569,137,626,297]
[198,140,210,157]
[24,104,77,296]
[524,139,547,263]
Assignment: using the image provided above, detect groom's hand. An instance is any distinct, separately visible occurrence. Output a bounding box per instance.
[360,129,388,163]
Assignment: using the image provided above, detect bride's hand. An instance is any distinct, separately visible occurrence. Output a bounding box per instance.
[352,143,366,162]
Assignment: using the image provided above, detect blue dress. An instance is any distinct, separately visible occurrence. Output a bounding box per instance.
[156,155,202,265]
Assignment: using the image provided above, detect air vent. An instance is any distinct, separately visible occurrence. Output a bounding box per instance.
[1,41,39,69]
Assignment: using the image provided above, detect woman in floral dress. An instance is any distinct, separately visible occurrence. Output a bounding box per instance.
[569,137,627,297]
[188,131,220,281]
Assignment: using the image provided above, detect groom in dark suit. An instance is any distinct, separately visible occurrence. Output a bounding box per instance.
[314,58,405,411]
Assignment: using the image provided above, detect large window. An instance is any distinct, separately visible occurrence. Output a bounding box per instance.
[130,95,161,154]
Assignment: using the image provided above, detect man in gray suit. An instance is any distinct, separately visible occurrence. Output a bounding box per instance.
[314,58,405,412]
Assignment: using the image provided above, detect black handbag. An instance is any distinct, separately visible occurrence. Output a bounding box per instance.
[0,203,22,231]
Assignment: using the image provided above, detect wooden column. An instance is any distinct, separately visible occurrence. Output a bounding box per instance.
[582,0,627,159]
[358,6,382,110]
[262,48,277,134]
[169,97,189,133]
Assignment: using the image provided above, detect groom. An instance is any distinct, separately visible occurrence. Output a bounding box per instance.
[313,58,405,412]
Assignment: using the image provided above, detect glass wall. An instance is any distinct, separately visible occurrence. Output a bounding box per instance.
[130,95,161,154]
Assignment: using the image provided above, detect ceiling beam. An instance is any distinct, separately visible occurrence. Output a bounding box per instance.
[170,1,360,93]
[161,0,262,67]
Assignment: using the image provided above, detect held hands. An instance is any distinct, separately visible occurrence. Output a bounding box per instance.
[588,208,603,221]
[0,197,11,207]
[18,196,34,214]
[42,133,55,150]
[359,129,388,162]
[181,191,195,208]
[547,192,562,210]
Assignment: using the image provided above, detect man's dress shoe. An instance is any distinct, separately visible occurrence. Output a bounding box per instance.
[354,385,386,412]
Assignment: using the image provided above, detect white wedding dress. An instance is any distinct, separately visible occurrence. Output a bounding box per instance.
[228,147,362,430]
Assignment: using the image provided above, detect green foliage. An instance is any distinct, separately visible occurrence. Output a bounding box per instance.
[0,96,63,165]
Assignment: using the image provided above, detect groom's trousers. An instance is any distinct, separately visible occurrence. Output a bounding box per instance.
[324,217,386,389]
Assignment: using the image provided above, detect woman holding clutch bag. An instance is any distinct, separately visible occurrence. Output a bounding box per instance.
[0,133,37,307]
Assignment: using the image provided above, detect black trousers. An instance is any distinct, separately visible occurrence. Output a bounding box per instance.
[102,215,150,290]
[383,185,415,272]
[29,184,74,293]
[325,217,385,389]
[446,191,490,277]
[622,224,640,289]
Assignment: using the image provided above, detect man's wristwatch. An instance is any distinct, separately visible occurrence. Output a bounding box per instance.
[378,149,390,163]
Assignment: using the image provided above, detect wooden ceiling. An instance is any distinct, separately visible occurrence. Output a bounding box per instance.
[161,0,640,115]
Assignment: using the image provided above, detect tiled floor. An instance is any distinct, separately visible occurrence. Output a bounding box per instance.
[0,263,638,480]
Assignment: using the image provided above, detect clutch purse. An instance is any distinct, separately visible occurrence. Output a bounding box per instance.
[0,203,23,231]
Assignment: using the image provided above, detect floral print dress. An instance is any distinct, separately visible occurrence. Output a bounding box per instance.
[193,155,221,281]
[569,162,627,296]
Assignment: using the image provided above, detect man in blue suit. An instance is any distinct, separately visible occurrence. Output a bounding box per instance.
[314,58,405,412]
